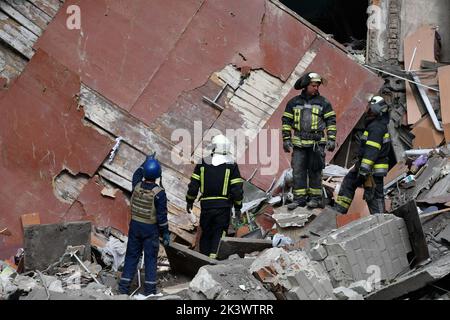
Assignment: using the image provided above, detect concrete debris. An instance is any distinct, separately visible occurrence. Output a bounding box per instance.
[311,214,412,288]
[272,206,313,228]
[216,237,272,260]
[272,234,294,248]
[348,280,373,295]
[189,264,276,300]
[333,287,364,300]
[250,248,335,300]
[23,221,91,272]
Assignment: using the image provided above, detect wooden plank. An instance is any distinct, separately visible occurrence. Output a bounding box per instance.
[0,42,28,82]
[404,26,437,125]
[438,66,450,143]
[5,0,51,30]
[27,0,62,18]
[0,1,42,36]
[80,85,191,176]
[0,11,37,59]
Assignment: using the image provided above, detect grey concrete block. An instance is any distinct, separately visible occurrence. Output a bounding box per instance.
[333,287,364,300]
[292,286,309,300]
[310,244,328,261]
[23,221,91,271]
[349,280,373,295]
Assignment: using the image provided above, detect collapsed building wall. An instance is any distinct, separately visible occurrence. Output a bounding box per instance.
[1,0,382,258]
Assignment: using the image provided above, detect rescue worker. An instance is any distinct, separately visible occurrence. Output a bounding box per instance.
[334,96,391,215]
[118,155,170,296]
[186,134,244,258]
[282,72,337,210]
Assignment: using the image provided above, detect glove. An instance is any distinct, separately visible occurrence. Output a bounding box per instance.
[162,231,170,247]
[232,210,242,228]
[283,140,293,153]
[186,202,193,213]
[326,140,336,152]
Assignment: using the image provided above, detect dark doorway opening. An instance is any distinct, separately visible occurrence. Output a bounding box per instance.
[281,0,369,48]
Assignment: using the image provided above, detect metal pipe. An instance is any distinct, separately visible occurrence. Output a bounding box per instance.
[363,64,440,92]
[404,149,440,156]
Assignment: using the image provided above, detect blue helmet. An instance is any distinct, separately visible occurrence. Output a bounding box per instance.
[142,155,162,180]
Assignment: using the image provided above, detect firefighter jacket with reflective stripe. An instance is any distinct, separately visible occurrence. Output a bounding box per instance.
[131,166,169,232]
[282,91,336,148]
[358,113,391,177]
[186,157,244,210]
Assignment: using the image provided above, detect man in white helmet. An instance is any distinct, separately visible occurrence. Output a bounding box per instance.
[335,95,391,215]
[282,72,337,210]
[186,134,244,258]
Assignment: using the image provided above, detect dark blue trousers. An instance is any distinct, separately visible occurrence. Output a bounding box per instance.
[118,219,160,295]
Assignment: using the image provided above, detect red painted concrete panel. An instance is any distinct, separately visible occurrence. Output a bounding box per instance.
[0,50,113,258]
[35,0,206,111]
[239,38,384,190]
[66,176,130,234]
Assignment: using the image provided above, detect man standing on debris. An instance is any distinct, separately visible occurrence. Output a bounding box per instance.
[335,96,391,215]
[186,134,244,258]
[118,155,170,296]
[282,72,337,210]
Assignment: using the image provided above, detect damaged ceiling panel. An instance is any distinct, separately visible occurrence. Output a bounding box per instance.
[0,50,113,258]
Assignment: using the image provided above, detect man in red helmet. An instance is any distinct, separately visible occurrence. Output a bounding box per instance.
[118,155,170,296]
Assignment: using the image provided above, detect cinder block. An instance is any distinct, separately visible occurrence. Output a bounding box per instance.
[292,286,309,300]
[295,271,314,295]
[310,244,328,261]
[344,247,358,267]
[374,229,387,251]
[381,250,394,279]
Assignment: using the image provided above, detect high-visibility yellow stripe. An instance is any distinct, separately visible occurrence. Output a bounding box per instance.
[283,112,294,119]
[308,188,322,195]
[200,166,205,193]
[324,111,336,119]
[366,141,381,150]
[384,133,390,138]
[222,168,230,196]
[282,125,292,131]
[294,109,301,130]
[327,125,337,131]
[338,196,353,204]
[186,194,196,200]
[201,196,229,201]
[328,136,336,140]
[234,200,242,205]
[374,164,389,169]
[293,189,307,196]
[311,107,319,130]
[191,173,200,181]
[363,131,369,137]
[362,158,374,166]
[230,178,243,185]
[336,199,351,209]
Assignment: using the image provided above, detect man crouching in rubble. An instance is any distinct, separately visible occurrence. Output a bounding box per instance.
[118,155,170,296]
[185,134,244,259]
[335,96,391,215]
[282,72,337,210]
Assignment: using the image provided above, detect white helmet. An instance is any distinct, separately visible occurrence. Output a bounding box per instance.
[211,134,232,155]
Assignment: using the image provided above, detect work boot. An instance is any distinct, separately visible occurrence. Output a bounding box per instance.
[287,199,307,211]
[307,198,320,209]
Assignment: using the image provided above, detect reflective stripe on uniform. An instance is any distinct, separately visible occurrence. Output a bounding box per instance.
[222,168,230,196]
[383,133,391,144]
[159,222,168,227]
[282,125,292,131]
[374,163,389,174]
[324,111,336,119]
[230,178,243,185]
[283,112,294,119]
[361,131,369,141]
[362,158,374,166]
[294,109,301,130]
[366,140,381,150]
[328,135,336,140]
[191,173,200,180]
[186,194,196,200]
[293,189,307,196]
[336,195,352,209]
[308,188,322,196]
[201,196,229,201]
[234,200,242,205]
[327,125,337,131]
[200,166,205,193]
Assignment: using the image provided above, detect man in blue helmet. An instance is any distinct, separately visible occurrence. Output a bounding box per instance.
[118,155,170,296]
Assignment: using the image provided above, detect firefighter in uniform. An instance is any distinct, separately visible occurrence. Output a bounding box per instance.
[335,96,391,215]
[186,134,244,258]
[119,155,170,296]
[282,72,337,210]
